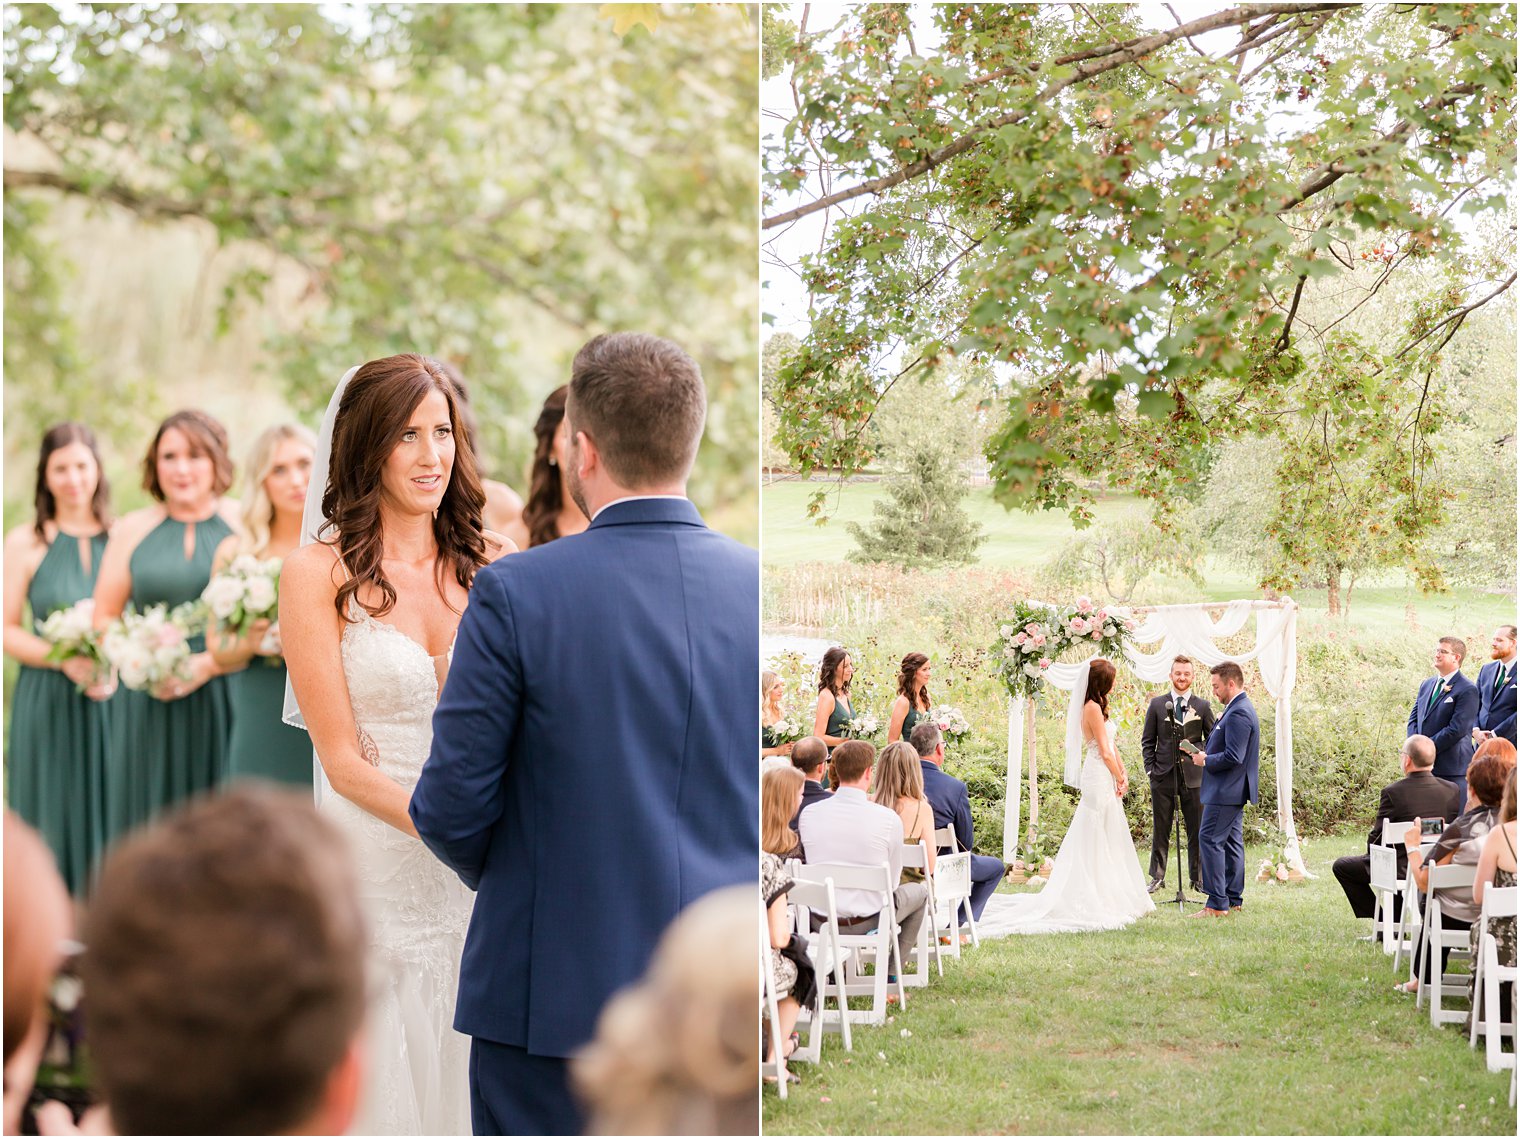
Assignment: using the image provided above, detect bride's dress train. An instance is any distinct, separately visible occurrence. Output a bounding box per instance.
[987,721,1154,935]
[322,602,473,1134]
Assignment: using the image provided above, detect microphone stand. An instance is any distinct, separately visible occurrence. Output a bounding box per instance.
[1164,716,1204,911]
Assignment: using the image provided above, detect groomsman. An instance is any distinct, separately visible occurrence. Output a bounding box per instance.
[1188,661,1259,918]
[1473,624,1517,747]
[1407,635,1479,803]
[1140,656,1215,894]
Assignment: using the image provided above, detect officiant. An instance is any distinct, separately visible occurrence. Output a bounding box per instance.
[1140,655,1216,893]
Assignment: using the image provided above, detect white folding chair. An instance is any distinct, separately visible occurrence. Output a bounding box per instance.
[759,895,788,1098]
[898,841,940,985]
[1368,820,1412,950]
[1394,840,1436,978]
[793,862,905,1026]
[935,824,963,853]
[787,876,853,1056]
[1468,884,1517,1074]
[1417,862,1475,1027]
[932,851,974,961]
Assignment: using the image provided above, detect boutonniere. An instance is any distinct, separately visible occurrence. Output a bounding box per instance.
[1441,681,1452,694]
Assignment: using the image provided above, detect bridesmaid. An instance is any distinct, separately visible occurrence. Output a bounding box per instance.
[811,645,856,749]
[502,385,588,550]
[94,410,238,843]
[760,669,793,759]
[209,424,317,788]
[888,651,932,743]
[2,423,116,894]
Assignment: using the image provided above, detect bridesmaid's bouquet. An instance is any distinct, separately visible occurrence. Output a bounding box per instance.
[201,555,281,638]
[100,603,203,692]
[39,599,107,688]
[930,704,971,743]
[766,717,808,745]
[842,713,880,740]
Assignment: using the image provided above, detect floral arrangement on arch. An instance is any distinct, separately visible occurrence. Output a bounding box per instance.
[991,596,1137,701]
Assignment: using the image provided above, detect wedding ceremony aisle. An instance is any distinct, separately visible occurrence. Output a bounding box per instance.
[764,833,1513,1135]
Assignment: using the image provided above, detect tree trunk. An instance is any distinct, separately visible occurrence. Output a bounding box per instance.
[1326,565,1343,617]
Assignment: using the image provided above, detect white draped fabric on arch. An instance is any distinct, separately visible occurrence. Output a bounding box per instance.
[1003,598,1308,875]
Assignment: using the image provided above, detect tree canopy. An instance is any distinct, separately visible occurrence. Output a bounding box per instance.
[5,3,758,532]
[763,2,1516,594]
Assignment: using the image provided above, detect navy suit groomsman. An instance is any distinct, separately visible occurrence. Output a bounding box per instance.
[1473,624,1517,748]
[1407,635,1480,804]
[910,721,1004,923]
[1188,661,1260,918]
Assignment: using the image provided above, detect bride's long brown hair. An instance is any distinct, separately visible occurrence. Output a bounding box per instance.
[324,354,489,622]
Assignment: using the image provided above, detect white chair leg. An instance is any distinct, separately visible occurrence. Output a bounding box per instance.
[1470,947,1484,1049]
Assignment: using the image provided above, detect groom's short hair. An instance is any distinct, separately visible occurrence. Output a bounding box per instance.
[568,332,706,487]
[1209,661,1245,687]
[1402,735,1436,769]
[81,786,367,1136]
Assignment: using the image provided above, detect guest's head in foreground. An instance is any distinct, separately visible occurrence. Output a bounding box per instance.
[2,814,73,1136]
[790,736,827,781]
[1466,752,1511,812]
[1208,660,1245,705]
[762,765,805,857]
[829,740,875,790]
[33,421,112,538]
[817,646,852,696]
[1434,635,1466,674]
[573,885,756,1135]
[897,651,931,706]
[80,786,367,1136]
[564,333,705,518]
[1401,734,1436,772]
[142,409,234,514]
[909,720,944,764]
[1473,736,1518,771]
[1086,658,1118,717]
[236,423,317,554]
[873,741,926,809]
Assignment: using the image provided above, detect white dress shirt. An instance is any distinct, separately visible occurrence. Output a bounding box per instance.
[797,786,905,918]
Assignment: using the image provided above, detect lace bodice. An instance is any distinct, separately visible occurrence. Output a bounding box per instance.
[322,600,472,1134]
[1079,720,1119,800]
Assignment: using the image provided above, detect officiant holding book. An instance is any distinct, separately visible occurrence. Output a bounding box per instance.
[1141,655,1215,894]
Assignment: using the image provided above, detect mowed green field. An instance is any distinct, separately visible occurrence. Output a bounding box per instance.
[761,480,1516,630]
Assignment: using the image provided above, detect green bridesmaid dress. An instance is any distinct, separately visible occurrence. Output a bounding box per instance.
[825,692,855,741]
[6,531,112,895]
[899,705,929,742]
[105,514,233,845]
[225,603,313,788]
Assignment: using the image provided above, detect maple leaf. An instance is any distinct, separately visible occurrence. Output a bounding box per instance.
[599,4,662,37]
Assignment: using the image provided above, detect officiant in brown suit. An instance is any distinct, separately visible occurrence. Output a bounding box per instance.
[1140,656,1216,893]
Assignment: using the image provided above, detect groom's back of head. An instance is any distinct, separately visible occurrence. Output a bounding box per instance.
[569,332,706,488]
[80,785,367,1136]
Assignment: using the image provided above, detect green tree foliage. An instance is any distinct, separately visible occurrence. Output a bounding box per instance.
[1045,511,1206,604]
[846,442,987,569]
[4,3,758,530]
[764,3,1516,567]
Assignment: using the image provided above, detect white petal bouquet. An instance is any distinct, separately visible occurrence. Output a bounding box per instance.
[100,602,203,692]
[201,555,282,638]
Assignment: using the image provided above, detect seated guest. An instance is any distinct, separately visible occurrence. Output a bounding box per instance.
[1407,635,1480,802]
[873,741,936,880]
[3,814,76,1136]
[910,721,1003,922]
[573,885,758,1135]
[79,786,368,1134]
[1473,624,1517,747]
[1332,735,1461,922]
[1469,767,1516,1025]
[797,740,929,974]
[759,765,813,1085]
[1396,751,1512,993]
[789,736,832,839]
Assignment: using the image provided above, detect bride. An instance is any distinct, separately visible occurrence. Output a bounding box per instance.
[281,355,512,1134]
[998,658,1155,934]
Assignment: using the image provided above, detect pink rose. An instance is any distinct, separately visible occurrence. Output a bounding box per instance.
[1090,628,1102,640]
[1038,657,1053,670]
[1076,596,1094,614]
[1096,607,1108,620]
[156,625,185,648]
[1013,631,1027,645]
[1033,633,1046,647]
[1024,622,1039,636]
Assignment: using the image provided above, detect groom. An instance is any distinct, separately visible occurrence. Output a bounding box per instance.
[411,333,758,1134]
[1187,661,1259,918]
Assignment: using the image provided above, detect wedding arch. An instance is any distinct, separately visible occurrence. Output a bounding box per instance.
[996,598,1307,876]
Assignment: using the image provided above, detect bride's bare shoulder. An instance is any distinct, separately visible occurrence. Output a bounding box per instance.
[281,542,342,591]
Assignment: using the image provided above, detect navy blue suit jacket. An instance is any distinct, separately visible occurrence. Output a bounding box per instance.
[1475,660,1517,745]
[1407,670,1479,780]
[921,758,975,853]
[1199,693,1260,807]
[410,498,758,1057]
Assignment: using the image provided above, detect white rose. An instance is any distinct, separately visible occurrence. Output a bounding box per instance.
[243,576,276,615]
[202,577,245,620]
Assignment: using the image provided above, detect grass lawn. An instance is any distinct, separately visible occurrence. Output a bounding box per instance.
[761,480,1516,630]
[763,831,1514,1135]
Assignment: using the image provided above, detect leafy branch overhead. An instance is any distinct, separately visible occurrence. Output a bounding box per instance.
[764,2,1516,592]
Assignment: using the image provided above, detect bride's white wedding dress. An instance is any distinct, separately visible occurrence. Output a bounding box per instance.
[996,721,1155,935]
[322,602,473,1134]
